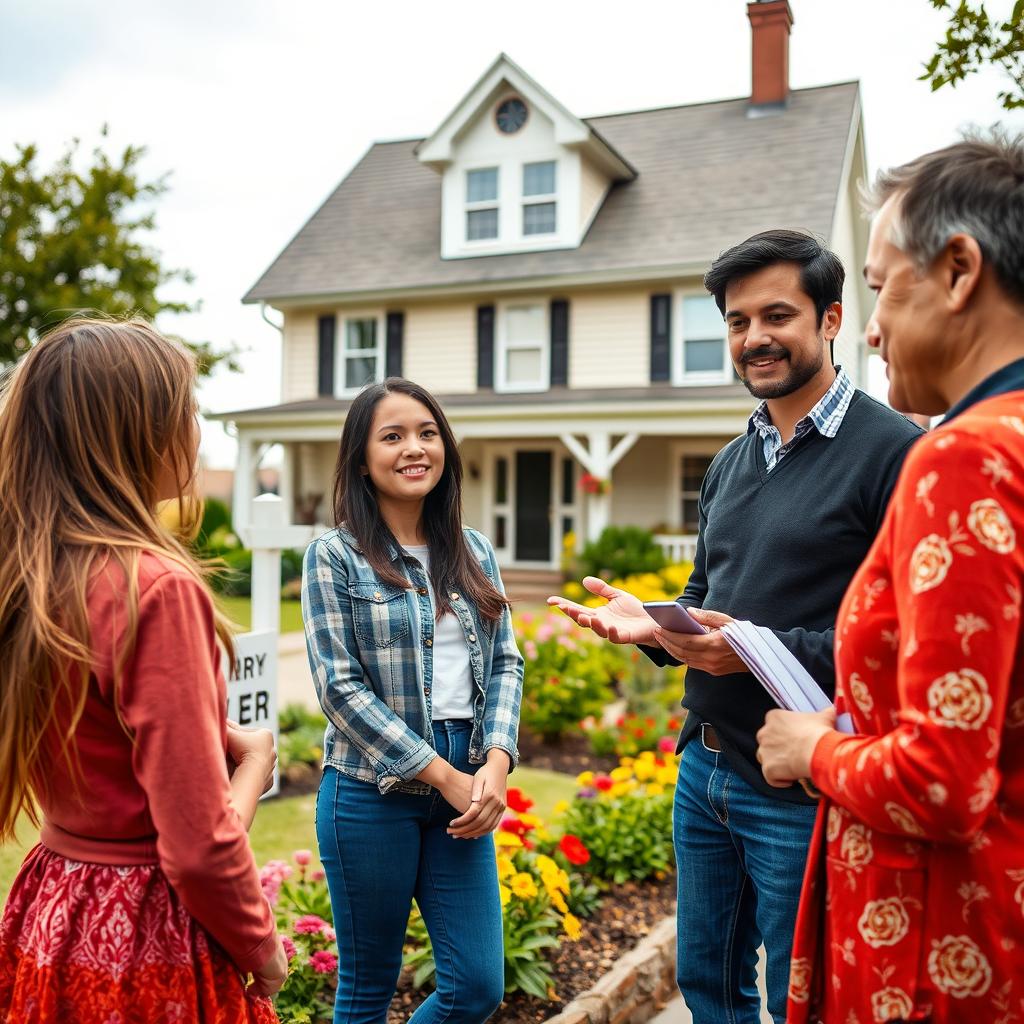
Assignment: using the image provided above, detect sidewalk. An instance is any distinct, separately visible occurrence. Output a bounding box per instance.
[650,946,771,1023]
[277,631,319,710]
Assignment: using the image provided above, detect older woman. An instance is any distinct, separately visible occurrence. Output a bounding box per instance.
[756,132,1024,1024]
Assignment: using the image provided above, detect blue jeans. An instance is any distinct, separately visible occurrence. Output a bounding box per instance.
[316,720,504,1024]
[674,735,817,1024]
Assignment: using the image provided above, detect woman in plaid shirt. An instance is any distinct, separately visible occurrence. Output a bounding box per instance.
[302,377,524,1024]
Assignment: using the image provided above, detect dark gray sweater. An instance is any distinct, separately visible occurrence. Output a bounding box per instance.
[650,390,922,803]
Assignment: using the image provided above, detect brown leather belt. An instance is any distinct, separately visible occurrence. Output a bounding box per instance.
[700,723,723,752]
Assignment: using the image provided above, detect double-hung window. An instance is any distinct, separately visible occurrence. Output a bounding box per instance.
[522,160,556,236]
[466,167,499,241]
[680,455,713,532]
[336,316,383,394]
[678,294,731,384]
[497,302,548,392]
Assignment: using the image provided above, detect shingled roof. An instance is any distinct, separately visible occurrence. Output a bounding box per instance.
[244,82,860,305]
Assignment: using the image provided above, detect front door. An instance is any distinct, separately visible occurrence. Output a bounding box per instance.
[515,451,552,562]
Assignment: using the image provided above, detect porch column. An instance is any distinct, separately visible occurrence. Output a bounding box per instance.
[278,442,296,525]
[559,431,640,543]
[232,433,256,545]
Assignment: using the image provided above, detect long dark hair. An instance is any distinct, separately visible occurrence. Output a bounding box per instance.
[332,377,509,622]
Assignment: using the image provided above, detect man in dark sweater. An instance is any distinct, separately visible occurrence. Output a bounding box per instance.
[549,230,921,1024]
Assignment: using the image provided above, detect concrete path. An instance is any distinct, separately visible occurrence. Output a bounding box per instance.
[650,946,772,1023]
[277,632,320,710]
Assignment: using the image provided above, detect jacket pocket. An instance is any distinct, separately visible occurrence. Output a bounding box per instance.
[349,581,410,649]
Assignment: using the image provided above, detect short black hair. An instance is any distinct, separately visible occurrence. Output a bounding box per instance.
[703,229,845,324]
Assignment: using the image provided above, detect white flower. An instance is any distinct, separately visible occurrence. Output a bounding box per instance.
[788,957,812,1003]
[927,934,993,998]
[848,673,874,716]
[909,534,953,593]
[841,824,873,867]
[858,897,911,948]
[886,802,924,836]
[967,498,1016,554]
[927,668,993,730]
[871,986,914,1021]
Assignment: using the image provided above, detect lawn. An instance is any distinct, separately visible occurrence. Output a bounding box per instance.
[217,596,305,634]
[0,766,578,900]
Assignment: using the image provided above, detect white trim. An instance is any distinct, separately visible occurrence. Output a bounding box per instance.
[495,298,550,393]
[666,439,729,530]
[334,311,385,397]
[464,165,501,242]
[673,289,732,386]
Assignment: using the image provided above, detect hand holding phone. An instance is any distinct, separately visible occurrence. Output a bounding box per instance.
[642,601,708,635]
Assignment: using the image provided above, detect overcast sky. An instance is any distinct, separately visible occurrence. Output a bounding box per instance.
[3,0,1021,467]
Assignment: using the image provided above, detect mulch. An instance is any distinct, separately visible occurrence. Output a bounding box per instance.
[385,874,677,1024]
[514,730,618,776]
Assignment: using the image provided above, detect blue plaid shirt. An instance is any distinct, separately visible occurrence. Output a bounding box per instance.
[301,526,523,795]
[748,367,855,472]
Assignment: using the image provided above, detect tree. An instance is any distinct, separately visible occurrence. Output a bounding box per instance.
[0,130,236,372]
[921,0,1024,110]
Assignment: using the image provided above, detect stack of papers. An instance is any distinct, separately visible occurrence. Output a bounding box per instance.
[721,620,854,734]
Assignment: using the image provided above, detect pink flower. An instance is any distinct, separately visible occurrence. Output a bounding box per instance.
[293,849,312,867]
[311,869,326,882]
[519,612,534,625]
[322,926,336,942]
[281,936,297,961]
[536,623,554,642]
[309,950,338,974]
[294,914,331,935]
[658,736,677,753]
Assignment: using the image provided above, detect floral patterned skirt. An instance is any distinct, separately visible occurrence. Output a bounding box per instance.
[0,844,278,1024]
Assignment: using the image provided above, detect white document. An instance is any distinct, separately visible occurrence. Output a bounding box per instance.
[721,620,854,734]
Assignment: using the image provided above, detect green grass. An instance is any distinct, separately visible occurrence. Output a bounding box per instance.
[216,596,305,634]
[1,766,578,898]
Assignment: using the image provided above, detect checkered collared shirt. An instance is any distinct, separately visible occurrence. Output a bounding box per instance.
[301,526,523,795]
[748,366,855,472]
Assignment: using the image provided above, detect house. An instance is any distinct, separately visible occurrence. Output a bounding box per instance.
[215,0,873,592]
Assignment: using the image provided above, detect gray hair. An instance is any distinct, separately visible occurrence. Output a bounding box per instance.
[861,129,1024,306]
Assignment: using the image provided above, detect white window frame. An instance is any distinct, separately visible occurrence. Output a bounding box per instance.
[495,299,549,394]
[334,312,385,397]
[674,290,732,386]
[521,160,557,238]
[666,441,728,531]
[464,166,500,243]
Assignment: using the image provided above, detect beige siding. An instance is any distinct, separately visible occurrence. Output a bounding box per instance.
[830,176,864,387]
[458,439,486,532]
[610,437,674,530]
[579,157,610,234]
[403,301,477,393]
[282,311,318,402]
[569,288,649,388]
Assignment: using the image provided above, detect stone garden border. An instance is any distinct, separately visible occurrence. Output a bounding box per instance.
[543,915,677,1024]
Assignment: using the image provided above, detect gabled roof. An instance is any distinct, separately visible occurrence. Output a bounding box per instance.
[244,81,861,305]
[414,53,636,180]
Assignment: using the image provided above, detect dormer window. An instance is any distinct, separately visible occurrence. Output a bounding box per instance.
[522,161,556,235]
[466,167,499,241]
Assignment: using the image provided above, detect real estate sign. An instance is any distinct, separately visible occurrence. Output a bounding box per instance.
[225,629,279,798]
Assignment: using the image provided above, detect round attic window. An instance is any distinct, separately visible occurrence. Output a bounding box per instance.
[495,97,528,134]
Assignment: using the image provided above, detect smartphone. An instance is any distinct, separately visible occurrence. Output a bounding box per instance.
[642,601,708,635]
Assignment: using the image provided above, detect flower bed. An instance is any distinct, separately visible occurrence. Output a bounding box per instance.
[266,753,679,1023]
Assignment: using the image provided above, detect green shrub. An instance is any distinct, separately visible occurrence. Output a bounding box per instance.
[278,704,327,771]
[197,497,232,548]
[575,526,667,581]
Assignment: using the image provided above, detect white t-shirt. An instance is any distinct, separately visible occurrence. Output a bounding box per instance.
[403,545,475,721]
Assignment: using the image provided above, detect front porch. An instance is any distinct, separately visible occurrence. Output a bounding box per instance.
[220,392,753,570]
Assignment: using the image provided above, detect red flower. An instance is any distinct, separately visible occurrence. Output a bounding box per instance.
[668,717,681,730]
[506,788,534,813]
[594,776,613,791]
[658,736,677,753]
[645,717,655,727]
[634,728,645,738]
[500,815,534,836]
[616,716,625,727]
[559,834,591,866]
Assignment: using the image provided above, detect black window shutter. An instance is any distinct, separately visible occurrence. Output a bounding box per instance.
[549,299,569,388]
[477,304,495,389]
[385,311,404,378]
[317,314,336,396]
[650,294,672,383]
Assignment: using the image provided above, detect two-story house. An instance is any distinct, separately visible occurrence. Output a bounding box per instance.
[216,0,873,594]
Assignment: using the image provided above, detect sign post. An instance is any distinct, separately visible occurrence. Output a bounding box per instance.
[228,494,314,798]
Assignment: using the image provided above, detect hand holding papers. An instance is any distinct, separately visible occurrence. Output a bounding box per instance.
[721,620,854,735]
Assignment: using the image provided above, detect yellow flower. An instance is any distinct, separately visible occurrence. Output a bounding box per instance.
[638,751,656,763]
[495,832,522,848]
[620,756,635,767]
[633,761,655,782]
[553,800,570,817]
[562,912,582,941]
[535,854,558,875]
[576,771,594,787]
[510,872,538,900]
[534,825,551,843]
[656,767,678,786]
[645,783,665,796]
[610,766,633,783]
[518,813,543,828]
[549,889,569,913]
[499,884,512,907]
[496,854,516,880]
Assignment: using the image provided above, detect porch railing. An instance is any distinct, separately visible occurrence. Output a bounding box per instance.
[653,533,699,564]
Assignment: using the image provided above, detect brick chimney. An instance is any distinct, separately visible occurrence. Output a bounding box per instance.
[748,0,794,111]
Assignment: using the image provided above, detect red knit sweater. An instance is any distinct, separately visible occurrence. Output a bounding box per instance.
[38,552,277,974]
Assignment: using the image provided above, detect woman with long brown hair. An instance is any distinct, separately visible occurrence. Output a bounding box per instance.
[0,317,286,1022]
